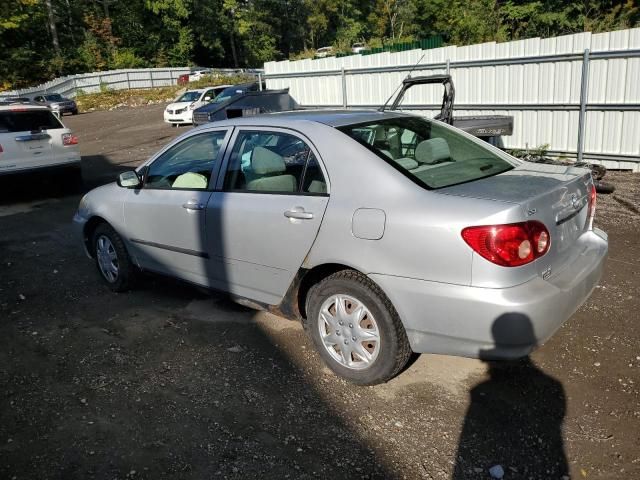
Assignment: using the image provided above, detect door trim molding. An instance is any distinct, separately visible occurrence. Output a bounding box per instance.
[130,238,209,259]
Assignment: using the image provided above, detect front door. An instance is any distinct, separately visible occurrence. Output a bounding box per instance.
[123,129,230,286]
[206,128,329,305]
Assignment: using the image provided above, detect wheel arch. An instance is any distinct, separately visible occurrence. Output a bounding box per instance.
[275,263,365,321]
[83,216,110,257]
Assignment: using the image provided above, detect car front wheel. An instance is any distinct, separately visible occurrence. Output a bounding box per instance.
[305,270,411,385]
[92,223,135,292]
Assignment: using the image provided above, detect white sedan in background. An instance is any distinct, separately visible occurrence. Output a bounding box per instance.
[164,86,231,126]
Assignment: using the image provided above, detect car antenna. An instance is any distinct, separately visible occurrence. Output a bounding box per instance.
[379,52,426,112]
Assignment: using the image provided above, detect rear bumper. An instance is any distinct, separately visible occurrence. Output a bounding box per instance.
[0,156,81,176]
[370,228,608,359]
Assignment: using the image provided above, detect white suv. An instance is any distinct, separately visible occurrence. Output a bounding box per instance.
[0,104,81,177]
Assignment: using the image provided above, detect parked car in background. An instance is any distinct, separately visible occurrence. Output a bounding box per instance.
[0,104,81,180]
[73,110,607,385]
[315,46,335,58]
[0,96,32,105]
[188,69,212,82]
[164,86,231,126]
[352,42,368,53]
[192,83,298,125]
[177,73,190,85]
[31,93,78,116]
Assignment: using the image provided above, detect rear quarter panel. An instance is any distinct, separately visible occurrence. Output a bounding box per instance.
[300,124,525,287]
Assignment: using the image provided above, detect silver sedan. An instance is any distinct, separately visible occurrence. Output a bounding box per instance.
[73,110,608,385]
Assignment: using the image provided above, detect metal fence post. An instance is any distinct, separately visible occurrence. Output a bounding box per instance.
[126,71,131,90]
[577,48,590,163]
[258,73,263,91]
[73,77,78,97]
[341,67,347,108]
[150,71,155,88]
[446,58,450,75]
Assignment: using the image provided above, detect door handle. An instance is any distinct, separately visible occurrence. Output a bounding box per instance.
[182,201,205,211]
[284,207,314,220]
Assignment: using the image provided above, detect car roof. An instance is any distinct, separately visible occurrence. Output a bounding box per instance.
[194,109,412,130]
[266,109,410,127]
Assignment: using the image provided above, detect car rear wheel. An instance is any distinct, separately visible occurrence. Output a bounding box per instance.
[305,270,411,385]
[92,223,135,292]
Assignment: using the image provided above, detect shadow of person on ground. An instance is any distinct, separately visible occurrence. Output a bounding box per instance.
[453,314,569,479]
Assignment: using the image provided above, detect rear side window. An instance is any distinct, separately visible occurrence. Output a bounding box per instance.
[223,130,326,194]
[0,110,63,133]
[339,117,513,189]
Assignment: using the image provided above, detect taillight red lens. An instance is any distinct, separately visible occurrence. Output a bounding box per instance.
[62,133,78,146]
[588,184,597,228]
[461,221,551,267]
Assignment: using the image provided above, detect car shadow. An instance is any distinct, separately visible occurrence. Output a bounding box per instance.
[1,154,395,479]
[0,154,133,205]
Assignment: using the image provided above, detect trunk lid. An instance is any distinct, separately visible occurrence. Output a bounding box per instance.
[439,161,593,279]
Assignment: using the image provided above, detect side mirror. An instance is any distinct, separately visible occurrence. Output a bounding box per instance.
[117,170,141,188]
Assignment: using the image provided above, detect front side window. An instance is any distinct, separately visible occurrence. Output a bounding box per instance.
[223,130,326,194]
[339,117,514,189]
[145,131,227,190]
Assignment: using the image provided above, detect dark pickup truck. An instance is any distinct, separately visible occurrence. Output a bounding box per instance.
[386,74,513,142]
[192,82,298,126]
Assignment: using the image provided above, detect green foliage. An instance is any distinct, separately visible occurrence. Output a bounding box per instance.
[111,49,148,69]
[1,0,639,90]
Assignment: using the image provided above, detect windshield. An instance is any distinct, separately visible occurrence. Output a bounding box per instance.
[45,94,63,101]
[212,86,245,104]
[177,91,201,103]
[339,116,514,189]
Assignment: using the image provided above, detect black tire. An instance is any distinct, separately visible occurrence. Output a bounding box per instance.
[92,223,136,292]
[595,181,615,194]
[305,270,411,385]
[72,109,78,115]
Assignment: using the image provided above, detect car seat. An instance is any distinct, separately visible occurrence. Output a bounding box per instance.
[415,137,450,164]
[172,171,208,189]
[246,146,296,192]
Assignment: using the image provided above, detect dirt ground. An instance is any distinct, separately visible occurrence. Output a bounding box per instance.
[0,106,638,480]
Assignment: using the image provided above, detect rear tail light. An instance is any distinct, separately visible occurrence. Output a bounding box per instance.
[0,144,3,153]
[461,221,551,267]
[62,133,78,146]
[588,183,597,229]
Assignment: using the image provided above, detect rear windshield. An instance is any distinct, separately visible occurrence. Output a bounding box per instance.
[0,110,63,133]
[45,94,64,101]
[338,116,514,189]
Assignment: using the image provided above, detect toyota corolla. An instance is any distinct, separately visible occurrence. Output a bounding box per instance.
[73,110,608,385]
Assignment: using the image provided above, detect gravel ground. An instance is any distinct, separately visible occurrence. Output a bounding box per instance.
[0,106,638,480]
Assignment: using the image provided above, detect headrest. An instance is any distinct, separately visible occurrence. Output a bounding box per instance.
[251,146,286,175]
[415,137,450,164]
[374,126,387,141]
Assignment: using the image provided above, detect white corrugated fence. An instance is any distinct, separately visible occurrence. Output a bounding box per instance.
[1,67,247,100]
[264,28,640,171]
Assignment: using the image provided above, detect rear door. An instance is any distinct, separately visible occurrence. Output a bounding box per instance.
[0,109,60,173]
[205,127,330,305]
